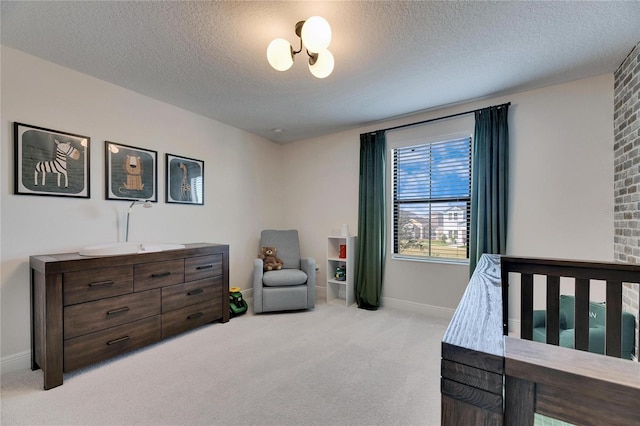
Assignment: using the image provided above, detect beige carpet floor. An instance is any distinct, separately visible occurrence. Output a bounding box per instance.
[1,302,451,426]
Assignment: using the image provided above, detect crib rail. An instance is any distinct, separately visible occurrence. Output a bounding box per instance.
[441,254,640,425]
[500,256,640,358]
[504,335,640,426]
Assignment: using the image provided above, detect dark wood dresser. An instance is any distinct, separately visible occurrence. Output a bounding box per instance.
[30,243,229,390]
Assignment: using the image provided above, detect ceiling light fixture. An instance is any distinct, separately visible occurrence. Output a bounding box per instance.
[267,16,334,79]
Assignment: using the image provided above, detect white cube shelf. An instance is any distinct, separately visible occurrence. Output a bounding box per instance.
[326,235,357,307]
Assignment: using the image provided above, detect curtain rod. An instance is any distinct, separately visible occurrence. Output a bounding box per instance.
[371,102,511,134]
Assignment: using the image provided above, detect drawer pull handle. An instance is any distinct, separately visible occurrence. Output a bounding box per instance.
[196,264,214,270]
[107,336,130,345]
[151,272,171,278]
[188,312,204,320]
[187,289,204,296]
[89,280,114,287]
[106,307,130,316]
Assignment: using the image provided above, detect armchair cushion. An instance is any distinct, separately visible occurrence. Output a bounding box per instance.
[263,269,308,287]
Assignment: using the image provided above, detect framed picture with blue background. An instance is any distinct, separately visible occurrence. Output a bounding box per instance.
[105,141,157,202]
[165,153,204,205]
[14,122,90,198]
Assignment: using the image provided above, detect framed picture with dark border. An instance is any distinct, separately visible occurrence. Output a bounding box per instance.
[165,153,204,205]
[105,141,157,202]
[14,122,90,198]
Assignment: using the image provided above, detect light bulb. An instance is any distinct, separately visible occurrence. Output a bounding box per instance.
[267,38,294,71]
[301,16,331,53]
[309,49,334,78]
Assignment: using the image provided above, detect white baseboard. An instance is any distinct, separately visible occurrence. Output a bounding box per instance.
[381,296,455,320]
[508,319,521,337]
[241,288,252,299]
[1,350,31,375]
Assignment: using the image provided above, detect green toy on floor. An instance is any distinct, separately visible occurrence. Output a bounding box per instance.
[229,287,248,317]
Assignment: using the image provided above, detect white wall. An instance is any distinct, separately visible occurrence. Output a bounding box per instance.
[283,74,614,318]
[0,47,284,368]
[1,45,616,371]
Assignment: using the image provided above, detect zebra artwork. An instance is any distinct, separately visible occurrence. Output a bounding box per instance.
[34,139,81,187]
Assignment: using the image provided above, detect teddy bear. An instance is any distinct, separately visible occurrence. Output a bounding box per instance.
[259,246,283,271]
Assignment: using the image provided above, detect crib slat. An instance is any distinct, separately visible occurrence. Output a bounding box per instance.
[521,273,534,341]
[501,266,510,335]
[545,276,560,345]
[574,280,590,352]
[605,282,622,358]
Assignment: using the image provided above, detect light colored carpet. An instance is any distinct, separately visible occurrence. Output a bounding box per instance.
[1,303,450,426]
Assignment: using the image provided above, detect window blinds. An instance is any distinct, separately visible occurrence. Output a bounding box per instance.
[392,137,471,259]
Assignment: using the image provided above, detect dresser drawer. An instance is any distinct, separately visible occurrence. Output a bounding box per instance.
[134,259,184,292]
[185,254,222,282]
[64,265,133,306]
[162,276,222,313]
[64,289,161,339]
[161,299,222,338]
[64,315,161,372]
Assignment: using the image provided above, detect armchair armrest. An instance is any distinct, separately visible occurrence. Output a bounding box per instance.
[253,258,265,313]
[300,257,316,287]
[300,257,316,308]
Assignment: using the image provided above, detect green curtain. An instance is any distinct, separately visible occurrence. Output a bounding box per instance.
[355,131,386,310]
[469,105,510,275]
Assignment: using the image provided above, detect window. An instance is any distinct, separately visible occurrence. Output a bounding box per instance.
[392,137,471,260]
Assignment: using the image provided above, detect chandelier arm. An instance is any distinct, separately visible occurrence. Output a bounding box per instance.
[307,50,318,66]
[292,36,303,56]
[292,20,306,56]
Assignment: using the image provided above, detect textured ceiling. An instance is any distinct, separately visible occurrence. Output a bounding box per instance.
[2,1,640,144]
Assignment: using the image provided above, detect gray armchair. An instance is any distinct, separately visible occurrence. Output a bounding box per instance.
[253,230,316,313]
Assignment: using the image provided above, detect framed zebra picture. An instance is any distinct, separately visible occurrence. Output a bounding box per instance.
[165,153,204,205]
[14,122,90,198]
[105,141,158,202]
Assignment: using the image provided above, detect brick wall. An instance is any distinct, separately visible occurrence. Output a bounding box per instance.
[614,41,640,361]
